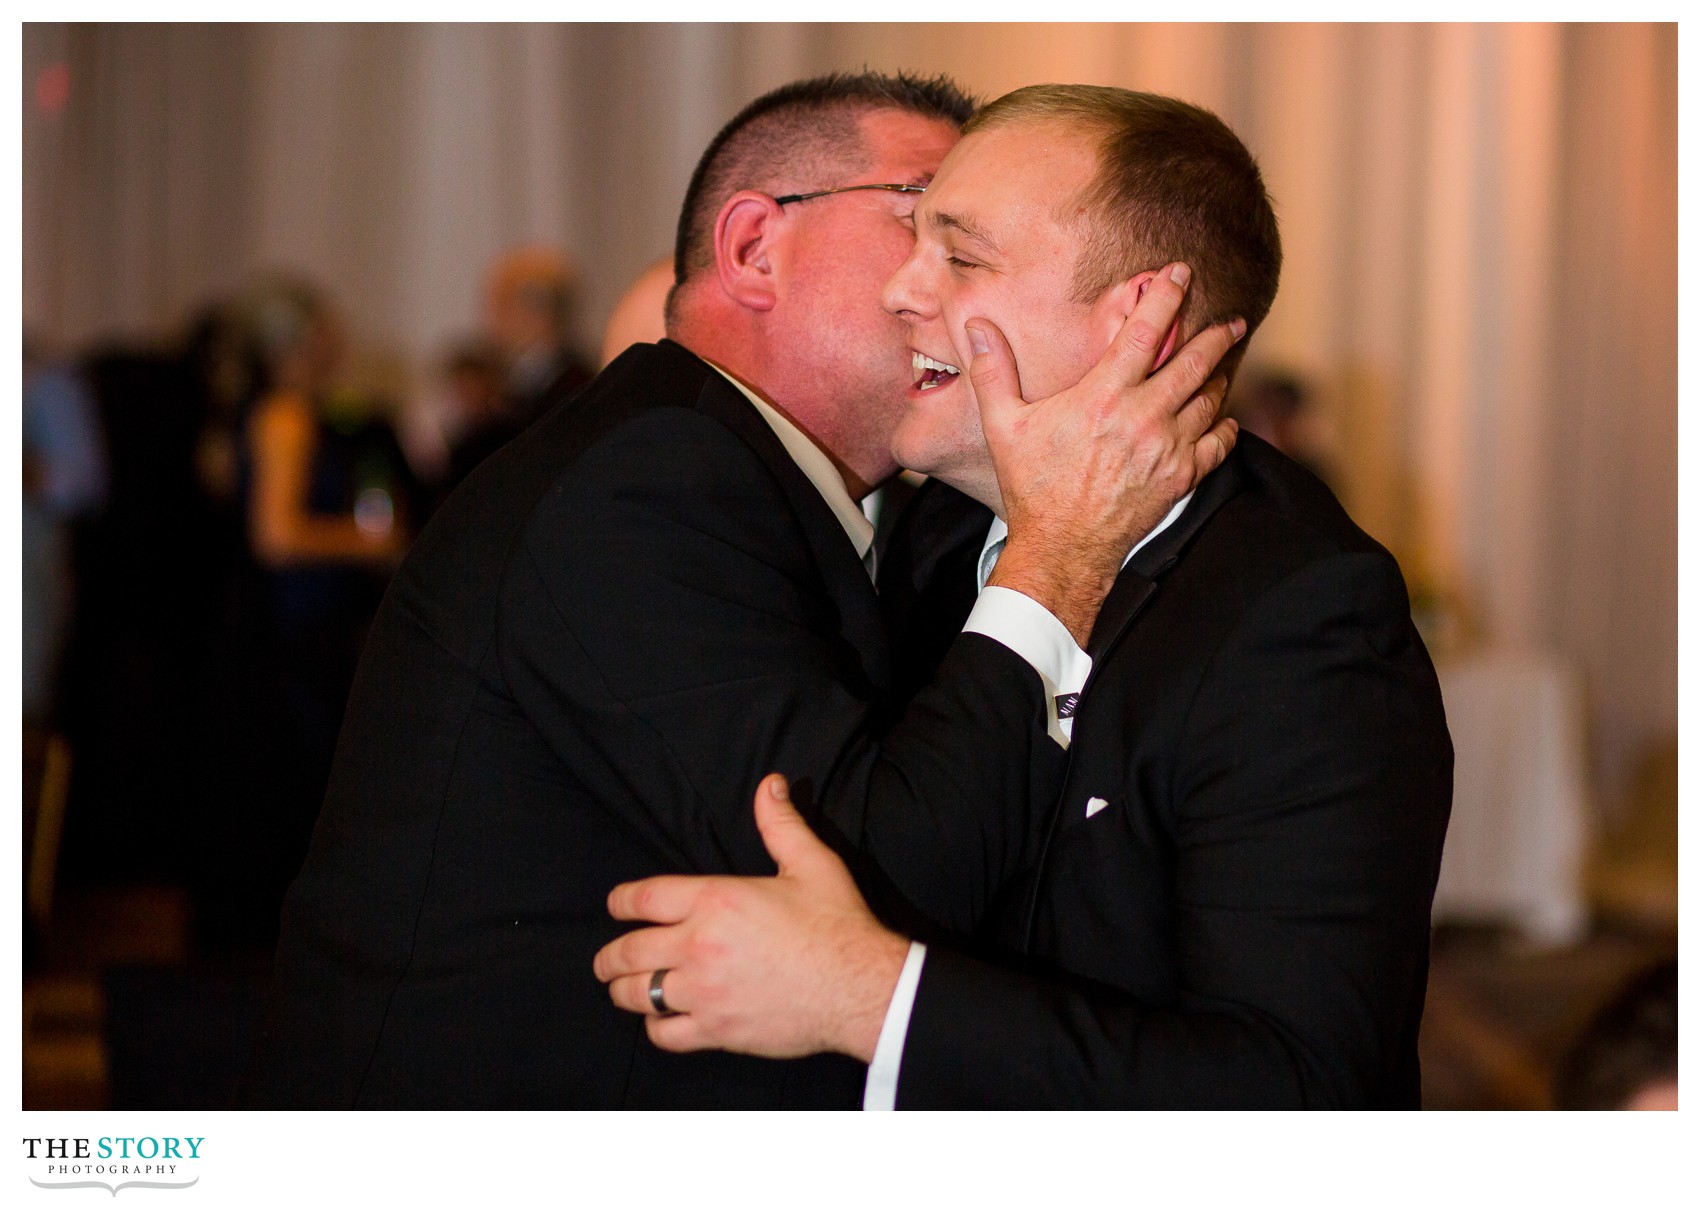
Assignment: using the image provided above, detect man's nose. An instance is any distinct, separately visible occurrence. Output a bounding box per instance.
[881,248,933,320]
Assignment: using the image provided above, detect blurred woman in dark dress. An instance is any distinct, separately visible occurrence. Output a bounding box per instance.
[193,275,411,950]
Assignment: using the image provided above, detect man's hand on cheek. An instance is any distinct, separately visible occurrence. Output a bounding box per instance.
[593,774,910,1063]
[970,261,1245,646]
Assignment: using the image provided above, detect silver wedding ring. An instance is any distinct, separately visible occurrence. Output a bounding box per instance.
[648,968,676,1016]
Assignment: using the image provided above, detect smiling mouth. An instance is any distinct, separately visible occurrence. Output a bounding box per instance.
[911,351,961,390]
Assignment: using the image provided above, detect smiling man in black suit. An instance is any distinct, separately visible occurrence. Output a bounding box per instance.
[595,85,1453,1109]
[242,74,1245,1108]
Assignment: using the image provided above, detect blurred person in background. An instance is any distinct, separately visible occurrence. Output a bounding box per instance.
[23,335,105,965]
[56,329,218,883]
[1227,367,1334,489]
[240,273,412,729]
[179,299,268,693]
[599,255,674,368]
[22,334,108,726]
[241,274,411,578]
[485,245,595,428]
[407,247,597,496]
[190,274,412,950]
[181,300,264,522]
[426,338,513,511]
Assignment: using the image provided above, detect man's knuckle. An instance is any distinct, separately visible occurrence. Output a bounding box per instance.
[690,928,729,966]
[695,973,730,1009]
[693,890,736,929]
[1127,320,1162,351]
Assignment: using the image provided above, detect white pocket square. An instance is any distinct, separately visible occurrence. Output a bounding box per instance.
[1085,796,1109,818]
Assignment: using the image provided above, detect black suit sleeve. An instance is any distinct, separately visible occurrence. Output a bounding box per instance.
[498,408,1062,933]
[896,551,1453,1107]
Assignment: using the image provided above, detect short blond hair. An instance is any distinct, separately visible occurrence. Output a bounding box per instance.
[966,85,1281,375]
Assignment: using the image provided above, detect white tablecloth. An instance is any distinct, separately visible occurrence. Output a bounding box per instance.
[1431,650,1592,945]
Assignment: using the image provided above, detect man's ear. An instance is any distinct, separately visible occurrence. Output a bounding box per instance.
[711,191,783,312]
[1118,270,1184,369]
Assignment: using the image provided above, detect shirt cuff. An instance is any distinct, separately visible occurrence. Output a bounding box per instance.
[963,586,1093,747]
[861,940,928,1111]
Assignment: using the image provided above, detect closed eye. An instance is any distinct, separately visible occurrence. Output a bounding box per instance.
[947,256,982,271]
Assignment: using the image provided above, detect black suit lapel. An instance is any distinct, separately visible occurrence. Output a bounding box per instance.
[676,344,892,690]
[1018,450,1251,952]
[1084,572,1158,670]
[1081,449,1249,683]
[878,480,992,701]
[886,478,994,602]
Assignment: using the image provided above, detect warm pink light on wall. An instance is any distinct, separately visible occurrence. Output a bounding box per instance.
[35,61,71,115]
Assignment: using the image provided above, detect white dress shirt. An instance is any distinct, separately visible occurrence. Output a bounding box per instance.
[862,490,1193,1110]
[708,364,876,574]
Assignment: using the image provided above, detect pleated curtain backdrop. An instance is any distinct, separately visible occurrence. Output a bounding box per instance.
[21,21,1677,812]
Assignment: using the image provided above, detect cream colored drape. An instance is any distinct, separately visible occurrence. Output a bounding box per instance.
[21,22,1676,811]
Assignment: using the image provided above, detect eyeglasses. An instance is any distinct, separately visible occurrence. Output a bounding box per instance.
[772,183,926,206]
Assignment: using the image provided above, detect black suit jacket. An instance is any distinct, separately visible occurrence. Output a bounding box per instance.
[887,435,1453,1108]
[242,341,1062,1108]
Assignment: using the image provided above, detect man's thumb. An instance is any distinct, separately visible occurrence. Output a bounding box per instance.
[965,319,1022,423]
[753,773,827,875]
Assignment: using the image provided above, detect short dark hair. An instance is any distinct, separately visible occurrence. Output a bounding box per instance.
[966,85,1281,378]
[670,71,976,309]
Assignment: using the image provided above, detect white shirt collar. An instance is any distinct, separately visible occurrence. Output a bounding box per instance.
[706,363,875,568]
[976,491,1195,593]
